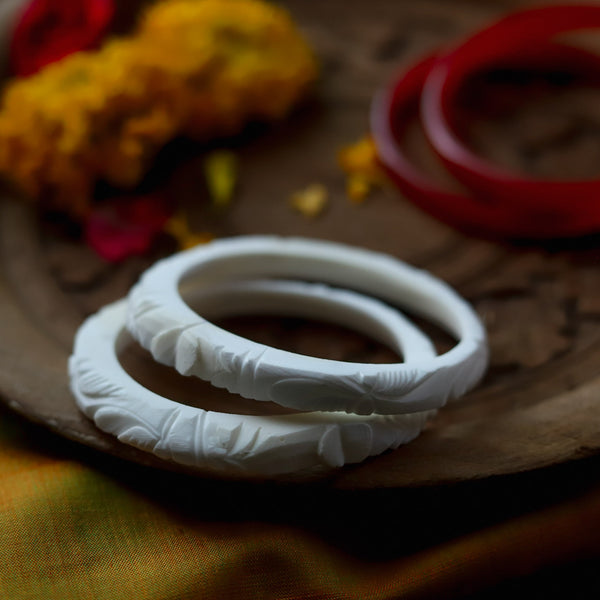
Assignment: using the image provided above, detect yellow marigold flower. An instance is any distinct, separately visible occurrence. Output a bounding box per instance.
[137,0,317,137]
[0,0,317,214]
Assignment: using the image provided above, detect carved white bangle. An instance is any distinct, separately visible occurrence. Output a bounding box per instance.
[127,235,488,415]
[187,278,437,363]
[70,296,434,476]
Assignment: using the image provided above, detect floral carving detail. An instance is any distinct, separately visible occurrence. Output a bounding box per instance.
[69,299,437,476]
[71,356,124,401]
[70,356,161,446]
[268,367,430,414]
[205,344,268,391]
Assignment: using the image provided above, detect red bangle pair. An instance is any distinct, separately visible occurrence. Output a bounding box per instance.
[371,5,600,240]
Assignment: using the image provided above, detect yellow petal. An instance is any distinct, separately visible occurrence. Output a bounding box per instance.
[164,213,213,250]
[338,136,386,202]
[346,174,372,204]
[203,151,238,207]
[290,183,328,218]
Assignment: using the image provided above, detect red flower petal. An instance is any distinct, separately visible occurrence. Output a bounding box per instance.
[85,195,173,262]
[9,0,114,77]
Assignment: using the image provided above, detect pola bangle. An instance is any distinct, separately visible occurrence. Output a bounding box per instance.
[126,236,488,415]
[371,42,600,239]
[421,4,600,235]
[371,52,525,240]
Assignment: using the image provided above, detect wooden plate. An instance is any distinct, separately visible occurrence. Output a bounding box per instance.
[2,0,600,489]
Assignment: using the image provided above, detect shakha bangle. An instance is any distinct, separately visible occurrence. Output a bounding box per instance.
[188,278,437,364]
[421,4,600,237]
[70,279,437,475]
[126,236,488,415]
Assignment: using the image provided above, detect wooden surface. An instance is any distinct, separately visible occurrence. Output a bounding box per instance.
[2,0,600,489]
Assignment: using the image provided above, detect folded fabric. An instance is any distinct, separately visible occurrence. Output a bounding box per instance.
[2,405,600,600]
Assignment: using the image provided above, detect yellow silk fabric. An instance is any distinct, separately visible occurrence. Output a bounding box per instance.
[1,406,600,600]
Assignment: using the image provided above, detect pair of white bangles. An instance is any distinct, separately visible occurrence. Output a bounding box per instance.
[69,236,488,477]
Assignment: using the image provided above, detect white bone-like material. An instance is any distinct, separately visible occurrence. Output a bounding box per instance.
[70,287,435,476]
[127,236,488,415]
[187,279,437,363]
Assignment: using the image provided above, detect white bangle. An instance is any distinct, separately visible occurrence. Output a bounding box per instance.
[70,282,435,476]
[186,278,437,363]
[127,236,488,415]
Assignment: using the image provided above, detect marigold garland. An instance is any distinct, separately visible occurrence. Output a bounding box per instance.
[0,0,317,215]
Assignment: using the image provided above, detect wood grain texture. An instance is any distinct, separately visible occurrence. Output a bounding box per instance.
[1,0,600,488]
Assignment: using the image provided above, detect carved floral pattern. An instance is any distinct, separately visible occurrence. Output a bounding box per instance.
[70,301,431,476]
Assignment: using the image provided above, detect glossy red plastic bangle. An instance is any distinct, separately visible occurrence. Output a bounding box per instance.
[371,54,518,239]
[9,0,114,77]
[372,41,600,239]
[421,4,600,236]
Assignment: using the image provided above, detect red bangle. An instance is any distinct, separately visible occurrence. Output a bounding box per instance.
[421,4,600,236]
[9,0,114,77]
[371,41,600,239]
[371,54,516,240]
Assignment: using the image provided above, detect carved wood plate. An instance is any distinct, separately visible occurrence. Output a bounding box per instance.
[1,0,600,489]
